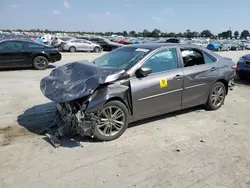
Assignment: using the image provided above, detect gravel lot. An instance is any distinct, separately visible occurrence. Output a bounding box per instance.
[0,50,250,188]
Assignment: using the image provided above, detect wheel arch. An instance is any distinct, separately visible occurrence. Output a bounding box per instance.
[85,83,133,115]
[105,97,132,115]
[216,79,228,95]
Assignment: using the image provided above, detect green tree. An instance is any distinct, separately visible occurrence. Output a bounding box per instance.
[129,31,137,37]
[175,32,183,37]
[151,29,161,37]
[192,31,200,38]
[240,30,250,39]
[168,32,176,37]
[234,31,239,39]
[142,29,151,37]
[219,30,232,39]
[200,30,213,38]
[122,31,128,36]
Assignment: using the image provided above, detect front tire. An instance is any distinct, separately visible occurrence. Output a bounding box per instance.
[205,82,226,110]
[93,100,129,141]
[33,56,49,70]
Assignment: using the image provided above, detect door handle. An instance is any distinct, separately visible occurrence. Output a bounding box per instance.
[210,67,216,71]
[174,75,182,80]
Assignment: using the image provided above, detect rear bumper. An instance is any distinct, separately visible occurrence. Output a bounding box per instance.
[237,70,250,76]
[237,61,250,72]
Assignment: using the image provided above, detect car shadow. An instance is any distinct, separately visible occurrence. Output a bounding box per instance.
[129,106,203,128]
[0,65,55,72]
[17,102,204,148]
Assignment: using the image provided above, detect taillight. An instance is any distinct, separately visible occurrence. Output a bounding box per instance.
[62,42,67,45]
[231,64,237,71]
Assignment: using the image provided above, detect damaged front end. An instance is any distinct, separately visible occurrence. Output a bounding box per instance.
[46,96,100,147]
[40,61,130,147]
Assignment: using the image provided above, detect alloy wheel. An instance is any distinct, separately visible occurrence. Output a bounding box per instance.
[97,106,125,136]
[35,57,47,68]
[211,85,225,107]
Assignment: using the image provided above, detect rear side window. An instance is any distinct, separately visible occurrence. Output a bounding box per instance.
[143,48,179,73]
[26,42,44,49]
[0,41,24,50]
[203,51,217,64]
[71,40,82,43]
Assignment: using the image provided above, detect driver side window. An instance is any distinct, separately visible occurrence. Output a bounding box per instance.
[143,48,179,74]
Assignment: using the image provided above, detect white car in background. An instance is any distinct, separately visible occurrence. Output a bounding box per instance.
[62,38,102,52]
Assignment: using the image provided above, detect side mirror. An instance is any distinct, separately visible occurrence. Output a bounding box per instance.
[135,67,152,78]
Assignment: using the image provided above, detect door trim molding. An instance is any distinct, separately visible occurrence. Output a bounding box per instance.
[184,83,206,90]
[138,88,183,101]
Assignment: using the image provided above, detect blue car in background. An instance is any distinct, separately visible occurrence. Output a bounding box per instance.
[207,40,232,51]
[237,54,250,80]
[207,42,221,51]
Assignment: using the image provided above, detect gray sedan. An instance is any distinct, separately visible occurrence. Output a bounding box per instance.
[62,38,102,52]
[41,43,235,145]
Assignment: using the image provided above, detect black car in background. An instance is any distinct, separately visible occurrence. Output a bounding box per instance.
[0,39,61,70]
[88,37,123,51]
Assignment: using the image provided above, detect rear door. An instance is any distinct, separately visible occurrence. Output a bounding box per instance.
[180,48,219,107]
[130,47,184,118]
[81,39,93,51]
[71,39,83,51]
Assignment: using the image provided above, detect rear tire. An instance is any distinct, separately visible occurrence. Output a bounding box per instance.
[205,82,226,110]
[33,56,49,70]
[93,100,129,141]
[69,46,76,52]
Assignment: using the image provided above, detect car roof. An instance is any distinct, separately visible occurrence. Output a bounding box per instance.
[123,43,203,50]
[0,38,35,43]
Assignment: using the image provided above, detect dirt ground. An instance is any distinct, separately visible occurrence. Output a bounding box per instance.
[0,51,250,188]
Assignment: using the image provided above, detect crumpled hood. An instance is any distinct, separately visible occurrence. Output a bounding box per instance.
[40,61,125,103]
[242,54,250,60]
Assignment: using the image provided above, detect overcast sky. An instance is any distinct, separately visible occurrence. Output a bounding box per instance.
[0,0,250,34]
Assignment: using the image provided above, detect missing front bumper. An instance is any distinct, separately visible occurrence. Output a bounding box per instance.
[45,102,99,147]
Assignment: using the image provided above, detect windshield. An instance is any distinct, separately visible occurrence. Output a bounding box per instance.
[92,47,152,70]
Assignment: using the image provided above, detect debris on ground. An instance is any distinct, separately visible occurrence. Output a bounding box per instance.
[176,149,181,152]
[196,109,206,112]
[200,139,206,143]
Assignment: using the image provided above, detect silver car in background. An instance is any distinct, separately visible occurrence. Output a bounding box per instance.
[62,39,102,52]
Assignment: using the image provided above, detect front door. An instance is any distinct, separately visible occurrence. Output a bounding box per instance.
[130,48,184,119]
[0,41,25,68]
